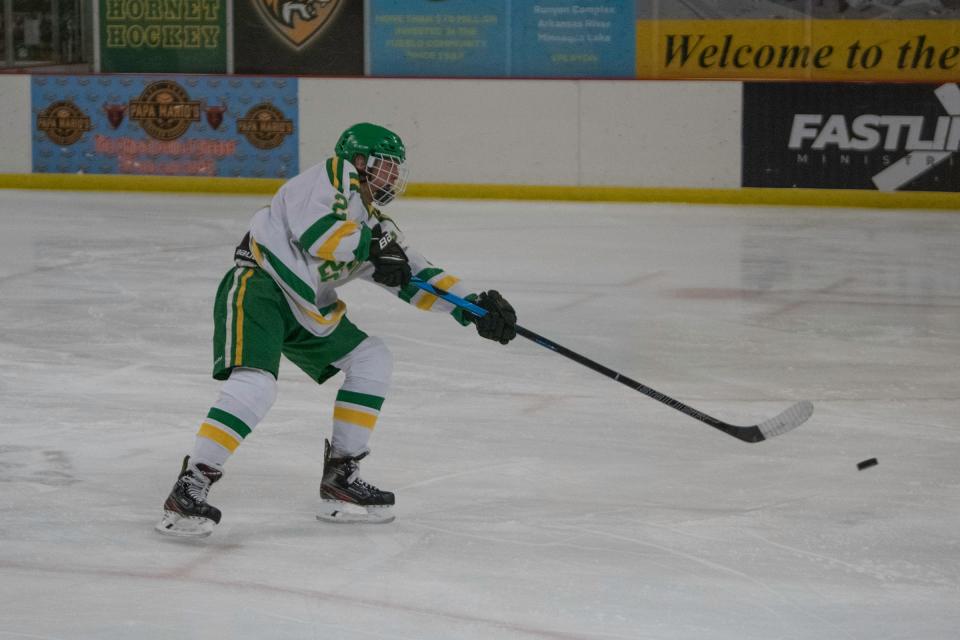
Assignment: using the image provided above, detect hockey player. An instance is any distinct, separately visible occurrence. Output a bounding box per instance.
[156,123,517,537]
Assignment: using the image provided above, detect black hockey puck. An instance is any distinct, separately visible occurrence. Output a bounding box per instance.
[857,458,878,470]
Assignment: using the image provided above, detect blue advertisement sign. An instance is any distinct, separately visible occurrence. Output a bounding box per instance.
[510,0,635,77]
[367,0,634,78]
[32,75,299,178]
[368,0,508,77]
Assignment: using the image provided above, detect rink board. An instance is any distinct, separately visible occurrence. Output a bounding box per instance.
[1,74,959,206]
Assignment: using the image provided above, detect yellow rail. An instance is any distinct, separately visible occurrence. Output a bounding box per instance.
[1,173,958,210]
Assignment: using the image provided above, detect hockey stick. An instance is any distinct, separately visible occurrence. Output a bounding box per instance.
[411,277,813,443]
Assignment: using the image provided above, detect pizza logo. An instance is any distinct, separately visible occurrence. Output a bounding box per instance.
[36,101,92,145]
[128,80,201,141]
[237,103,294,150]
[254,0,342,49]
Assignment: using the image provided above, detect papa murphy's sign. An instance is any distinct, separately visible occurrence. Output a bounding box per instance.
[32,75,298,178]
[743,82,960,192]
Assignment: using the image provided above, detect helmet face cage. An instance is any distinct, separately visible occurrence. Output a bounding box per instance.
[365,152,408,206]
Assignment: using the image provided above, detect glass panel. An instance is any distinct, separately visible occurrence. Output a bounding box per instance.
[58,0,82,63]
[2,0,85,67]
[2,0,12,66]
[13,0,54,64]
[1,3,6,67]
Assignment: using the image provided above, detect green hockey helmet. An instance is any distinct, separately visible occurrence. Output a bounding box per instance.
[334,123,406,164]
[335,123,408,205]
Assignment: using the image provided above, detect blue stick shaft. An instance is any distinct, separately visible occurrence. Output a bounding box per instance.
[411,277,488,317]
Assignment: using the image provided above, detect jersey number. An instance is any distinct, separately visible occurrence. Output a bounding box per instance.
[318,258,360,283]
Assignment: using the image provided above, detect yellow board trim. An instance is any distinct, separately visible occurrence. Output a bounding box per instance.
[316,221,359,261]
[416,274,460,310]
[407,184,960,211]
[0,173,283,194]
[198,423,241,452]
[233,269,255,366]
[333,406,378,430]
[2,174,959,210]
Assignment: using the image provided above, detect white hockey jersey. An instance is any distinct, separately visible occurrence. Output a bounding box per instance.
[247,156,473,337]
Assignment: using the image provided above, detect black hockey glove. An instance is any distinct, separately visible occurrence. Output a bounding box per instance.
[473,290,517,345]
[368,227,411,288]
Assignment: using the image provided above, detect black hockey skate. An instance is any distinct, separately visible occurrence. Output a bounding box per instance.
[318,439,395,524]
[155,456,223,538]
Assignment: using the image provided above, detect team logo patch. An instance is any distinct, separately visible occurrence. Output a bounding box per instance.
[254,0,343,50]
[36,100,92,146]
[128,80,201,141]
[237,103,294,150]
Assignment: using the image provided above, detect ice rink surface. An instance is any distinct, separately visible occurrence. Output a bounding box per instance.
[1,190,958,640]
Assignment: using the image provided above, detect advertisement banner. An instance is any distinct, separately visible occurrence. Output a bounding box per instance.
[510,0,634,77]
[100,0,227,73]
[32,75,299,178]
[368,0,508,77]
[233,0,363,75]
[368,0,633,77]
[637,20,960,81]
[742,82,960,192]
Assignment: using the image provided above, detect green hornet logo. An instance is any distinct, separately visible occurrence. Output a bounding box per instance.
[254,0,343,49]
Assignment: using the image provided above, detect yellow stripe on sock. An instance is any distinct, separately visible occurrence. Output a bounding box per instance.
[198,422,241,452]
[333,406,378,430]
[233,269,255,366]
[416,275,460,310]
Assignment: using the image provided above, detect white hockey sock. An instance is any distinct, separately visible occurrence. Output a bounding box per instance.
[191,367,277,469]
[330,337,392,458]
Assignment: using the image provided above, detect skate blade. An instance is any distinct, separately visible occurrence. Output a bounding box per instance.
[155,511,215,538]
[317,499,394,524]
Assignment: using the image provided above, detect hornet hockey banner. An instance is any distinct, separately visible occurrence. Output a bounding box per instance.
[742,82,960,192]
[31,75,299,178]
[99,0,227,73]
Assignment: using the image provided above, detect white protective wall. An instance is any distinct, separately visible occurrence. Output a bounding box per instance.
[299,78,742,189]
[299,78,582,186]
[0,76,32,173]
[579,81,742,188]
[0,76,743,188]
